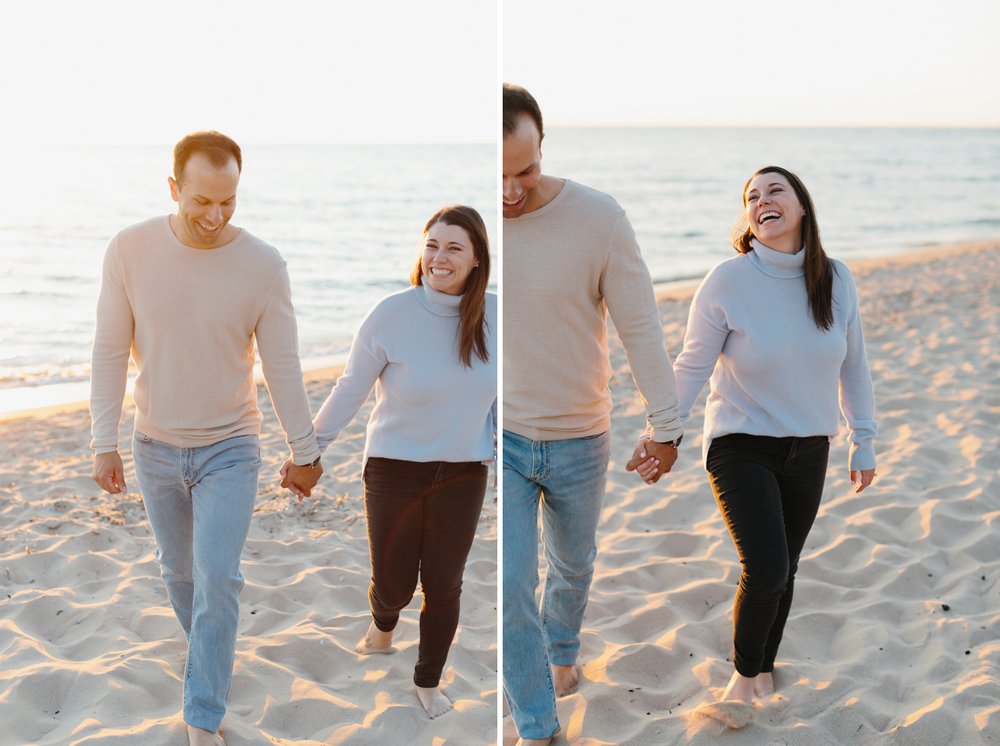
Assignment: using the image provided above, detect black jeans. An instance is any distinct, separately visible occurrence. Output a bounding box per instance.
[706,434,830,677]
[363,457,487,687]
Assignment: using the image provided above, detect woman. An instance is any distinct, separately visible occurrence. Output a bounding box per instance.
[672,166,877,723]
[283,205,496,719]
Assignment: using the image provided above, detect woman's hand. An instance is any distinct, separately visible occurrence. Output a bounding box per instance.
[850,468,876,493]
[280,458,323,499]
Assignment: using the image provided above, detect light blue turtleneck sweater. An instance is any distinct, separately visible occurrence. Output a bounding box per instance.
[674,240,876,470]
[312,284,497,465]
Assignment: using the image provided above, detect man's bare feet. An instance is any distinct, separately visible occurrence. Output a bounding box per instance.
[720,669,756,703]
[755,671,775,697]
[187,725,225,746]
[355,620,394,655]
[552,664,580,697]
[515,739,554,746]
[416,685,454,718]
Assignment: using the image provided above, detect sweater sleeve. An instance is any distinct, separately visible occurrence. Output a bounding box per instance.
[601,211,683,443]
[89,236,134,454]
[673,268,730,423]
[254,265,320,465]
[311,304,389,453]
[837,265,877,471]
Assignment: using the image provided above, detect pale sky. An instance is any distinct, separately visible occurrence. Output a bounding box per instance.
[0,0,497,145]
[504,0,1000,127]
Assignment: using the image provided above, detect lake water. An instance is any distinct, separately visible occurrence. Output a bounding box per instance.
[0,143,496,399]
[2,128,998,408]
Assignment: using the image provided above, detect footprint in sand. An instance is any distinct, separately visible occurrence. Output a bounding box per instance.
[695,699,755,729]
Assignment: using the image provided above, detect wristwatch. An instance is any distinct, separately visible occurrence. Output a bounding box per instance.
[656,434,683,448]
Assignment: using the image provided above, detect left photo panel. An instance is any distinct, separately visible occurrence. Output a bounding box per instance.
[0,2,499,744]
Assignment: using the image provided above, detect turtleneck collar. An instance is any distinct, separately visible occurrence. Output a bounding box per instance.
[415,282,463,317]
[748,237,806,279]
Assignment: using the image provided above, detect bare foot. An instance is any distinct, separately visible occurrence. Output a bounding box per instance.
[187,725,225,745]
[515,739,554,746]
[755,671,775,697]
[355,620,394,655]
[416,685,454,718]
[552,663,580,697]
[720,670,756,703]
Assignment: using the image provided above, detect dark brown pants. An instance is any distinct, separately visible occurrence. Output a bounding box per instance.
[363,457,487,687]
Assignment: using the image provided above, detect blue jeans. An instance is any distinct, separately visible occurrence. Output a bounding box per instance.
[502,429,611,740]
[132,432,261,733]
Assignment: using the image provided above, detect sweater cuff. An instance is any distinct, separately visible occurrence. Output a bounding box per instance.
[647,420,683,445]
[848,441,876,472]
[289,433,321,466]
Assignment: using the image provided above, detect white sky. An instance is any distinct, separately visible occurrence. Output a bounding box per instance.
[0,0,497,145]
[504,0,1000,127]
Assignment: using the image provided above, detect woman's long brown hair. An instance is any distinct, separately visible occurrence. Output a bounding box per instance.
[410,205,492,366]
[731,166,834,330]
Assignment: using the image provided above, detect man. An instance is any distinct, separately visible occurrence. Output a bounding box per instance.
[90,131,321,746]
[502,84,684,745]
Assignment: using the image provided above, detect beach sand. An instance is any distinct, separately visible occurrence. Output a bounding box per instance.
[502,241,999,744]
[0,375,498,744]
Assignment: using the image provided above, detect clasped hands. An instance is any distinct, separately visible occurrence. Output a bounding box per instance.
[280,458,323,499]
[624,435,678,485]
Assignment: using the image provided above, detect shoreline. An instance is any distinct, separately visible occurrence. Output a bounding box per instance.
[5,237,996,423]
[0,354,349,423]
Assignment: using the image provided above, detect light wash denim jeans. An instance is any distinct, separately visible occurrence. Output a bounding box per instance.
[502,429,611,740]
[132,431,260,733]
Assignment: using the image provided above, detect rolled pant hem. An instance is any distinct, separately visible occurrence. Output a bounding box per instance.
[372,615,399,633]
[734,657,763,678]
[184,711,224,734]
[548,655,578,667]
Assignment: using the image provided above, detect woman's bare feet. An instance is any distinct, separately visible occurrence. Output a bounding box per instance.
[355,620,394,654]
[187,725,225,745]
[720,670,756,703]
[416,685,454,718]
[696,669,756,729]
[755,670,775,697]
[552,664,580,697]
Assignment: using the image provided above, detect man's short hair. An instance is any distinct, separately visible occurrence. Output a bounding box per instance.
[503,84,544,140]
[173,131,242,183]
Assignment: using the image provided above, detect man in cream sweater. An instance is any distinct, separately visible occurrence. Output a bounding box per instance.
[90,131,321,746]
[501,85,684,744]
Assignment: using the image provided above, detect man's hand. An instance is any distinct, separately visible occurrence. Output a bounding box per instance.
[93,451,127,494]
[280,458,323,499]
[625,439,678,484]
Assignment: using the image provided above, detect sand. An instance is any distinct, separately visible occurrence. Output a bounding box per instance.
[502,241,999,744]
[0,376,498,744]
[3,241,998,745]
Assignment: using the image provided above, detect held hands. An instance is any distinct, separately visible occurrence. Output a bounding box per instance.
[279,458,323,499]
[850,468,876,493]
[625,437,679,485]
[93,451,127,494]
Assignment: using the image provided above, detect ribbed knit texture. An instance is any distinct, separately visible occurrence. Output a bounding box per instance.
[503,179,682,442]
[674,239,877,470]
[90,216,319,464]
[312,285,497,465]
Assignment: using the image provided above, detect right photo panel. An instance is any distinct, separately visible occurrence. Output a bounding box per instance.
[500,1,1000,743]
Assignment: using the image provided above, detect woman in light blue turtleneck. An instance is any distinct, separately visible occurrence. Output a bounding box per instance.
[672,166,876,724]
[283,205,496,720]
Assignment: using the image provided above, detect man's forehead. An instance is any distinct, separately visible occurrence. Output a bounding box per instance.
[505,113,541,143]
